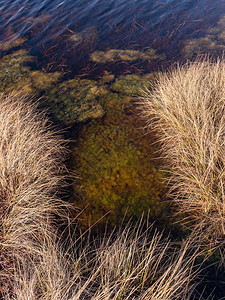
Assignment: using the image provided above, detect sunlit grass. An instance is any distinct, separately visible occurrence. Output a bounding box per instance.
[140,58,225,245]
[0,93,201,299]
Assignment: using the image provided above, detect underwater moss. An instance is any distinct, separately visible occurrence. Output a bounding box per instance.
[44,78,105,125]
[90,48,165,63]
[0,51,106,126]
[110,74,158,97]
[0,35,27,51]
[181,37,225,59]
[30,71,61,91]
[0,25,27,51]
[69,26,98,48]
[182,15,225,59]
[72,103,167,229]
[99,71,115,84]
[0,50,34,93]
[21,14,50,26]
[0,50,61,95]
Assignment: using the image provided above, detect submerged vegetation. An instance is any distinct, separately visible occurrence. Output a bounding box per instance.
[70,72,167,228]
[90,48,165,63]
[69,26,98,49]
[0,34,26,51]
[0,48,167,229]
[0,50,61,94]
[44,78,105,125]
[182,14,225,59]
[0,50,105,125]
[72,106,166,228]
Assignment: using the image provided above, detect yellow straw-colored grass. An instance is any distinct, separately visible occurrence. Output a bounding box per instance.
[140,58,225,244]
[0,93,201,299]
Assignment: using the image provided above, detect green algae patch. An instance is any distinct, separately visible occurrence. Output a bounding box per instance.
[99,73,160,109]
[99,71,115,84]
[0,50,34,93]
[0,50,61,95]
[0,51,104,126]
[110,74,153,97]
[90,48,165,64]
[30,71,61,92]
[208,15,225,43]
[70,72,168,229]
[44,78,105,125]
[0,26,27,51]
[72,105,167,229]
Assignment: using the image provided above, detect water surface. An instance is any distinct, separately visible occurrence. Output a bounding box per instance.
[1,0,225,75]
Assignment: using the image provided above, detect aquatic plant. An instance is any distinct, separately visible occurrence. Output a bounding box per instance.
[90,48,165,63]
[0,50,34,93]
[69,26,98,49]
[100,71,115,83]
[182,14,225,59]
[44,78,105,125]
[181,37,225,59]
[0,50,106,126]
[208,15,225,43]
[110,74,157,97]
[0,34,26,51]
[0,50,61,95]
[72,91,167,228]
[140,58,225,245]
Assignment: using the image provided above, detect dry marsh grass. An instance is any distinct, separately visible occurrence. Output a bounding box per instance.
[0,93,201,299]
[140,58,225,244]
[6,223,201,299]
[0,93,69,296]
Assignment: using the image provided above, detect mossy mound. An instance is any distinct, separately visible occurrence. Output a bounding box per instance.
[0,51,105,126]
[110,74,156,96]
[0,50,34,93]
[0,50,161,126]
[72,103,167,229]
[90,48,165,63]
[0,50,61,94]
[44,78,105,125]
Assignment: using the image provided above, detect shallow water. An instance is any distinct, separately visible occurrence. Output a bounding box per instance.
[1,0,225,75]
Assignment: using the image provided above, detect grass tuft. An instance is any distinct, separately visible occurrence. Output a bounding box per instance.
[140,58,225,245]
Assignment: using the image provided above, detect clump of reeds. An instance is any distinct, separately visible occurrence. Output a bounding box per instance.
[140,58,225,245]
[80,223,200,300]
[0,93,201,299]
